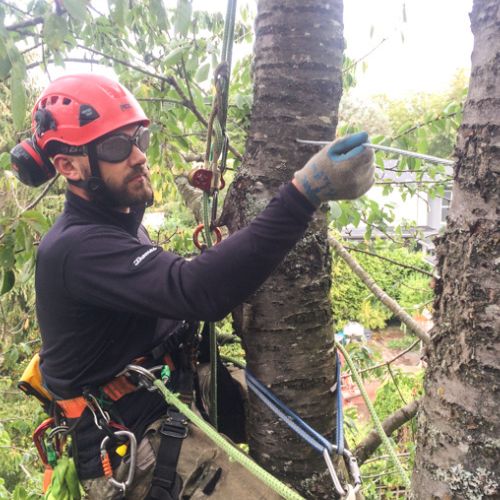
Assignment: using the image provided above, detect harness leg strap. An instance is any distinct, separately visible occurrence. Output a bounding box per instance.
[147,408,188,500]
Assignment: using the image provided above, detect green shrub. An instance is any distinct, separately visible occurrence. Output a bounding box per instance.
[374,370,424,421]
[331,241,433,330]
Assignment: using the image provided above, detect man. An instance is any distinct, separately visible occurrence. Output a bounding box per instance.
[17,73,374,498]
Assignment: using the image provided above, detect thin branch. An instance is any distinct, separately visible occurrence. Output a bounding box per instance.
[359,218,400,244]
[355,399,420,465]
[7,178,22,210]
[363,452,410,466]
[6,16,44,31]
[24,174,60,211]
[343,37,388,74]
[137,97,184,105]
[375,180,451,185]
[0,0,29,15]
[343,245,434,278]
[0,175,59,242]
[356,338,421,376]
[21,42,42,55]
[391,111,460,141]
[387,365,408,406]
[329,235,431,344]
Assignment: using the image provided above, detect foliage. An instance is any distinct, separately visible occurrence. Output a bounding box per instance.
[374,370,423,421]
[344,370,423,499]
[343,342,383,380]
[386,335,419,351]
[0,377,45,496]
[336,70,467,236]
[331,240,433,330]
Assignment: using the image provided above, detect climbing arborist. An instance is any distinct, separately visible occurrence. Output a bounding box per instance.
[13,73,374,499]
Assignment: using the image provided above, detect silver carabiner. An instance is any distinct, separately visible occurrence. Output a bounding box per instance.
[85,393,111,430]
[323,448,346,496]
[100,430,137,495]
[342,448,361,494]
[119,364,158,391]
[323,447,362,497]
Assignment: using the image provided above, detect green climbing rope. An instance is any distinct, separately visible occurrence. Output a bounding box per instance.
[335,341,412,490]
[153,379,304,500]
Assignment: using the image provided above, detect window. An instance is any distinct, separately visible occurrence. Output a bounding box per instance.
[441,189,452,225]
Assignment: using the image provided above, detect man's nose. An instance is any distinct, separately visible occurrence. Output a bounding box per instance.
[129,144,147,165]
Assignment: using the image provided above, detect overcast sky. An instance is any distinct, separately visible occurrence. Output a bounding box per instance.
[189,0,474,98]
[50,0,474,100]
[343,0,474,97]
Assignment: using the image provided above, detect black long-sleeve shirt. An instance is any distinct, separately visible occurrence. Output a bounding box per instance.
[36,182,314,477]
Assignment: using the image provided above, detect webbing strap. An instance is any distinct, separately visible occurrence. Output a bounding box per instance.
[147,410,187,500]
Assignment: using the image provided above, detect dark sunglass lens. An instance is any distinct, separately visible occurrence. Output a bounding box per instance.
[97,136,132,163]
[137,128,150,152]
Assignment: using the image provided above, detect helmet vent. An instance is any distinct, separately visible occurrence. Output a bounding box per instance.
[79,104,100,126]
[63,98,71,105]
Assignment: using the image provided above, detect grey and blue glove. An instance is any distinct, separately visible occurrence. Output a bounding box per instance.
[293,131,375,206]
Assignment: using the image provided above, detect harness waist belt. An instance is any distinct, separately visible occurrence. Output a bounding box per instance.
[56,354,175,419]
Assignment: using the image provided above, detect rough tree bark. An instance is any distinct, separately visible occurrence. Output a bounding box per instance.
[220,1,344,496]
[412,1,500,498]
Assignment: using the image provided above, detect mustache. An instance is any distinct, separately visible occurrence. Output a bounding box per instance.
[125,165,150,183]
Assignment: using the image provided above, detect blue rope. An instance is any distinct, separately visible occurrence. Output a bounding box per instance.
[245,363,345,456]
[246,374,327,454]
[335,351,344,455]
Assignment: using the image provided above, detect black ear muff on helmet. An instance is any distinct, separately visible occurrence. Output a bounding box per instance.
[10,138,56,187]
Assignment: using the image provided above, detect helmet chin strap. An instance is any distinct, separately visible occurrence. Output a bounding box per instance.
[65,142,104,195]
[85,142,107,197]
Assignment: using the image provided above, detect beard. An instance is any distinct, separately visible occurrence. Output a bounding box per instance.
[87,165,154,208]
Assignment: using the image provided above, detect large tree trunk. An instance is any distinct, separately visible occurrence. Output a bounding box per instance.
[412,1,500,497]
[220,0,344,497]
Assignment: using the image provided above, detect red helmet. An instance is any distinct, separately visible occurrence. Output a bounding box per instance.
[33,73,149,148]
[11,74,149,187]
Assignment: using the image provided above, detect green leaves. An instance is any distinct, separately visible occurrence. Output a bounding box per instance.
[163,45,189,66]
[195,62,210,83]
[63,0,89,20]
[174,0,192,37]
[10,64,26,131]
[43,13,69,51]
[150,0,169,32]
[109,0,129,28]
[0,152,10,170]
[0,270,15,295]
[0,38,11,80]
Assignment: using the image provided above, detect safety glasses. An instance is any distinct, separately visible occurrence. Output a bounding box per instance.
[95,126,150,163]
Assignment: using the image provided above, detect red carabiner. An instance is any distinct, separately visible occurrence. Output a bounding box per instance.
[33,417,55,465]
[192,224,222,250]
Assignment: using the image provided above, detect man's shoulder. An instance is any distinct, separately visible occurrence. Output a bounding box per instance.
[39,215,129,258]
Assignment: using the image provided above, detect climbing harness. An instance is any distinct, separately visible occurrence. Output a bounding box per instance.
[296,138,454,166]
[120,363,305,500]
[187,0,238,430]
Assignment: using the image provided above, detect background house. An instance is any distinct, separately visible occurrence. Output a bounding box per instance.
[341,160,453,260]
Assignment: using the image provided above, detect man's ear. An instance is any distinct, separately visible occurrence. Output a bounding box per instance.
[53,155,85,182]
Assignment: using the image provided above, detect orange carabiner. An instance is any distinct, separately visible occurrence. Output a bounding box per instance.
[192,224,222,250]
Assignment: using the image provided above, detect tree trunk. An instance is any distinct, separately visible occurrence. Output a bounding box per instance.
[412,1,500,498]
[220,1,344,497]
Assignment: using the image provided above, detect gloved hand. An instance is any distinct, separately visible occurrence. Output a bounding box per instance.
[293,131,375,206]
